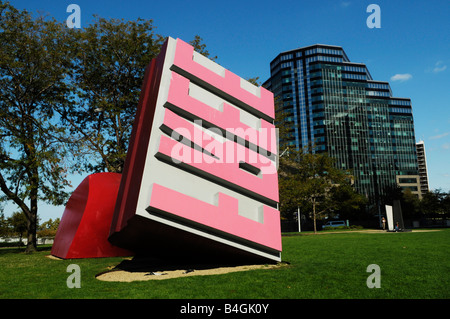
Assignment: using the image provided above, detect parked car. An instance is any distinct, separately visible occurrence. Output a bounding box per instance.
[322,220,347,229]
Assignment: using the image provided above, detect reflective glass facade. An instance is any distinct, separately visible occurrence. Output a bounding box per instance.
[264,44,419,203]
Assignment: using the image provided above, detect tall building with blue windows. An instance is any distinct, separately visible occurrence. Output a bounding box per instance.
[264,44,420,204]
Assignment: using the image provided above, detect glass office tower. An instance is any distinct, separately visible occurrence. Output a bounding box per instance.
[264,44,419,204]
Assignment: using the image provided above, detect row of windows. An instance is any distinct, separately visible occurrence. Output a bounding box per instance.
[398,177,418,184]
[394,146,417,152]
[390,99,411,106]
[367,82,390,90]
[391,131,415,137]
[342,73,367,80]
[310,79,383,91]
[306,55,343,63]
[280,54,293,61]
[367,90,391,97]
[301,85,392,99]
[281,102,412,122]
[392,138,416,145]
[283,95,412,115]
[389,107,412,114]
[392,121,414,129]
[305,47,342,56]
[368,114,387,121]
[284,125,414,143]
[395,160,419,166]
[342,65,367,73]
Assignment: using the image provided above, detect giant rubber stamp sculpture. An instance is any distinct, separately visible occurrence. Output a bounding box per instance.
[52,37,281,263]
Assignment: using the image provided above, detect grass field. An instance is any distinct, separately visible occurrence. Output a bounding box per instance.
[0,229,449,299]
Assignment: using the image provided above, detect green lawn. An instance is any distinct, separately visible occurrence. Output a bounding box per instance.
[0,229,449,299]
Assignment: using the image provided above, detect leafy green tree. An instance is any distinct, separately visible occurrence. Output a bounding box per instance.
[0,212,11,237]
[441,191,450,216]
[420,189,450,217]
[296,151,355,233]
[401,188,420,219]
[8,211,28,244]
[246,77,261,86]
[57,16,217,174]
[57,16,165,173]
[278,160,306,219]
[278,144,365,233]
[189,35,218,61]
[329,183,367,220]
[37,217,60,238]
[276,97,299,219]
[0,2,73,252]
[420,191,441,216]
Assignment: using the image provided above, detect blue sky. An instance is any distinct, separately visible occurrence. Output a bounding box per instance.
[6,0,450,221]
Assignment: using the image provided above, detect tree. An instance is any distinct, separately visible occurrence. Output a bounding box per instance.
[278,144,365,233]
[296,151,358,233]
[246,77,261,86]
[401,188,420,219]
[8,211,27,244]
[441,191,450,216]
[278,161,306,220]
[329,183,367,220]
[0,2,73,252]
[277,129,369,232]
[420,191,441,216]
[189,35,217,61]
[420,189,450,217]
[275,97,302,219]
[56,16,165,173]
[57,16,217,174]
[37,217,60,239]
[0,212,11,238]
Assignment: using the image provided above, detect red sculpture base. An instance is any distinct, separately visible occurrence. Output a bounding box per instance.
[51,173,133,259]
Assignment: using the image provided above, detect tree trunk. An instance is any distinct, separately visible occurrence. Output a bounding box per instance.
[313,198,317,234]
[0,171,36,251]
[25,160,39,254]
[25,212,37,253]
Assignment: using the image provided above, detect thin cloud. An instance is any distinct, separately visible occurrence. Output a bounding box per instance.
[429,132,450,140]
[433,61,447,73]
[390,73,412,82]
[341,1,351,7]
